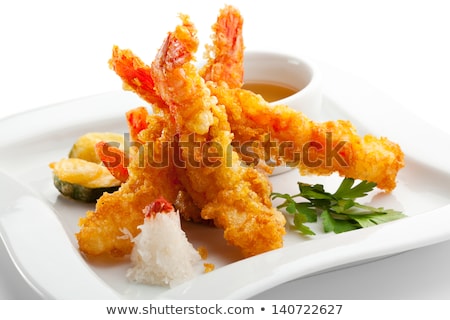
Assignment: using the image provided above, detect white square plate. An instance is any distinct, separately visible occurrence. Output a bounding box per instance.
[0,62,449,299]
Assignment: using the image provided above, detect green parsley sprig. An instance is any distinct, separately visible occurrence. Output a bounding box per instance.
[271,178,406,236]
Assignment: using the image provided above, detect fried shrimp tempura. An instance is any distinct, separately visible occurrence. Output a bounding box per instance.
[76,114,182,257]
[151,14,286,257]
[76,4,404,260]
[208,85,405,191]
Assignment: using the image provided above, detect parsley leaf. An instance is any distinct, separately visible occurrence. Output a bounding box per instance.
[271,177,406,236]
[321,209,359,234]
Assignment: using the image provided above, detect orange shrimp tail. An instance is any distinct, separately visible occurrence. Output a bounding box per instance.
[200,5,244,88]
[95,141,129,183]
[109,45,166,109]
[126,106,149,142]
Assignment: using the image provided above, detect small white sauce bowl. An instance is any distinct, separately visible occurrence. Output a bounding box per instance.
[243,50,322,120]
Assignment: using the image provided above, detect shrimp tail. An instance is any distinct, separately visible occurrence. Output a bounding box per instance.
[109,45,166,110]
[200,5,244,88]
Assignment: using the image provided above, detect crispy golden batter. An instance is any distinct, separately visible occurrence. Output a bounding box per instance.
[151,14,286,257]
[208,84,405,191]
[76,114,182,257]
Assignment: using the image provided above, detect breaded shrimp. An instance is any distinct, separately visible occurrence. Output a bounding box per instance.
[195,5,403,191]
[82,4,403,260]
[76,113,182,257]
[109,45,207,223]
[151,14,214,136]
[151,14,286,257]
[199,4,244,88]
[207,84,405,191]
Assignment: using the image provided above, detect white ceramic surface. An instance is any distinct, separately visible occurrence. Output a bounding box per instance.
[0,62,449,300]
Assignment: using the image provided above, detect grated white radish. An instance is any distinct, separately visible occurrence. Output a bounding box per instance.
[126,209,201,288]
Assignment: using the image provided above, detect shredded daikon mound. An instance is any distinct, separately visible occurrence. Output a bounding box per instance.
[126,199,201,287]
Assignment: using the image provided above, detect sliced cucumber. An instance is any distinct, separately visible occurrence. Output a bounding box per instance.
[49,158,121,202]
[68,132,124,163]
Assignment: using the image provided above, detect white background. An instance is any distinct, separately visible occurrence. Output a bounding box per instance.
[1,0,449,299]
